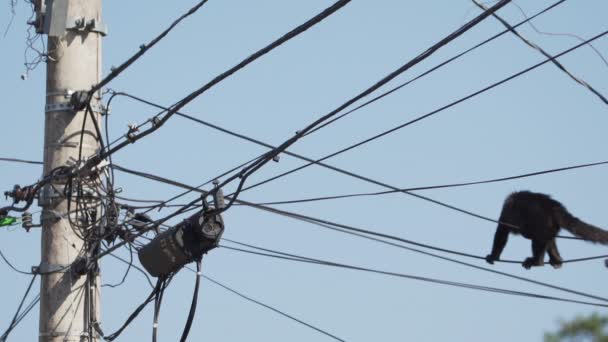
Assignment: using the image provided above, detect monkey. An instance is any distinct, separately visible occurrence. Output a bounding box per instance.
[485,191,608,269]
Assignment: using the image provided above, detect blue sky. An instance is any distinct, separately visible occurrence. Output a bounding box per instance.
[1,0,608,341]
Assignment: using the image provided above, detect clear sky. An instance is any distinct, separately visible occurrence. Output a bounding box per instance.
[1,0,608,341]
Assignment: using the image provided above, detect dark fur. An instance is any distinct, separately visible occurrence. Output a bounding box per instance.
[486,191,608,269]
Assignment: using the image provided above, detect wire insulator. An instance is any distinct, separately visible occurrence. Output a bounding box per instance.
[21,212,33,232]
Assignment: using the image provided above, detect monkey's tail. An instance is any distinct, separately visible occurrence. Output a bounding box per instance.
[555,206,608,244]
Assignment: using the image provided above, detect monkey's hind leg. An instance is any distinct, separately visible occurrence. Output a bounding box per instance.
[547,239,563,269]
[522,240,547,269]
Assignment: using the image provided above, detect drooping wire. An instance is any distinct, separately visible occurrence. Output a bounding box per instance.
[101,276,171,341]
[102,244,135,289]
[510,1,608,68]
[0,246,34,275]
[220,243,608,308]
[473,0,608,105]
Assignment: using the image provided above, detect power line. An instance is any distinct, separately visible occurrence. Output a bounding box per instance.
[208,0,515,213]
[249,160,608,206]
[201,273,347,342]
[92,0,352,167]
[108,92,608,206]
[89,0,211,95]
[219,243,608,308]
[473,0,608,105]
[104,0,567,212]
[111,164,598,265]
[0,157,43,165]
[229,28,608,225]
[303,0,568,137]
[109,28,608,234]
[109,165,608,304]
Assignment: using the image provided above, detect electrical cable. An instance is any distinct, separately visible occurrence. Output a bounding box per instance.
[0,274,37,341]
[198,271,347,342]
[0,246,33,275]
[89,0,211,95]
[0,157,43,165]
[152,278,169,342]
[102,244,135,288]
[0,294,40,342]
[207,0,514,213]
[510,1,608,68]
[220,244,608,308]
[88,0,351,171]
[473,0,608,105]
[97,0,568,211]
[226,28,608,226]
[111,164,597,267]
[179,257,202,342]
[109,27,608,237]
[109,247,346,342]
[303,0,568,137]
[223,236,608,304]
[249,160,608,206]
[101,276,168,341]
[108,166,608,304]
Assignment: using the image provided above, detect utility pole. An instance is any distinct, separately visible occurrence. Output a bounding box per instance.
[37,0,105,341]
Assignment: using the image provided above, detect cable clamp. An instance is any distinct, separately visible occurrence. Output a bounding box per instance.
[46,89,74,98]
[45,102,105,115]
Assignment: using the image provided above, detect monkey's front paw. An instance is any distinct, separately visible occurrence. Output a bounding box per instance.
[485,254,496,265]
[522,258,535,269]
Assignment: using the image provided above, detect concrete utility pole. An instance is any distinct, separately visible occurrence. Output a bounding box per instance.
[37,0,104,340]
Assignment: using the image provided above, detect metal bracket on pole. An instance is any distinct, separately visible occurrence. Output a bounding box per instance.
[38,184,65,206]
[66,17,108,36]
[45,102,105,114]
[45,0,108,37]
[32,262,71,274]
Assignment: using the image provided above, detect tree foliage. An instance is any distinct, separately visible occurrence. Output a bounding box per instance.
[544,313,608,342]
